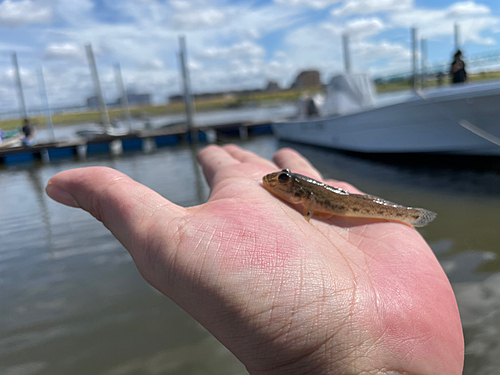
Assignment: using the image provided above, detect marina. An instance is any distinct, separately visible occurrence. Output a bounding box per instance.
[2,1,500,373]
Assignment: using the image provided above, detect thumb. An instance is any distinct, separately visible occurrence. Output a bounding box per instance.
[45,167,186,263]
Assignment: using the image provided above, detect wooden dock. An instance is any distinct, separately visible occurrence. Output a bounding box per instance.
[0,121,273,165]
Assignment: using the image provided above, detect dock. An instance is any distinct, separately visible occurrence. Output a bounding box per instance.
[0,121,273,165]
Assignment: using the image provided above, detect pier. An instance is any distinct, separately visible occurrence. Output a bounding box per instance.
[0,121,273,165]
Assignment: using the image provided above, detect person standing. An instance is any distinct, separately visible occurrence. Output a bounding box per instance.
[450,50,467,84]
[21,118,36,146]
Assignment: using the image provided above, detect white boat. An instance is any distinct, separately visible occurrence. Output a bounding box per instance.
[75,123,131,139]
[272,74,500,156]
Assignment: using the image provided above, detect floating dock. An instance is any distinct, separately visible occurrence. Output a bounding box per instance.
[0,121,273,165]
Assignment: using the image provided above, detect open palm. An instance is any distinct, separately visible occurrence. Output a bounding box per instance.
[46,145,463,375]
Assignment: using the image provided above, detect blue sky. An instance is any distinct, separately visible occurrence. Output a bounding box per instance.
[1,0,500,113]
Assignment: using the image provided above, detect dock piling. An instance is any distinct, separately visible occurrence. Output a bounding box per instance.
[342,34,352,74]
[41,149,50,164]
[421,38,427,88]
[142,138,156,153]
[412,28,418,90]
[85,44,111,129]
[178,36,197,143]
[114,62,133,131]
[12,52,28,120]
[454,23,460,51]
[239,126,248,140]
[37,68,56,142]
[110,139,123,156]
[205,129,217,143]
[77,144,87,159]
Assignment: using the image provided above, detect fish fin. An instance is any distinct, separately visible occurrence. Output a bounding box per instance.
[302,200,315,222]
[412,208,437,227]
[303,206,313,221]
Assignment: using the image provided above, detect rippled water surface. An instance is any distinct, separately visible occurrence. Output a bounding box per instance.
[1,135,499,374]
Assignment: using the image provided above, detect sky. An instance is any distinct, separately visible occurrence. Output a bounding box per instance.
[1,0,500,113]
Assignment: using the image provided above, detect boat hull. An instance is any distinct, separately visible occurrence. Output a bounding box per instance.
[273,86,500,156]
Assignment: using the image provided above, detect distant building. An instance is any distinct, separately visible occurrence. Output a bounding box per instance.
[291,70,321,89]
[86,95,100,109]
[118,92,151,107]
[265,81,280,92]
[87,92,151,108]
[168,94,184,103]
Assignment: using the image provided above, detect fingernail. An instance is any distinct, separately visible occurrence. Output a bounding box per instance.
[46,181,80,208]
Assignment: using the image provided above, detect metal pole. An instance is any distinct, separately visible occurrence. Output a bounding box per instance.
[37,68,56,142]
[421,38,427,89]
[454,23,460,51]
[114,62,132,131]
[12,52,28,119]
[178,36,195,136]
[342,34,351,74]
[412,28,418,90]
[85,44,111,129]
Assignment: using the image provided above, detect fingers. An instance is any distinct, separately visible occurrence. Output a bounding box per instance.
[273,148,323,180]
[45,167,185,256]
[223,144,276,169]
[197,145,362,195]
[273,148,362,193]
[197,145,240,188]
[198,145,278,189]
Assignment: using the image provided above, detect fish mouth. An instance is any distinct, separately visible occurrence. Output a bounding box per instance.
[262,174,276,190]
[262,175,270,188]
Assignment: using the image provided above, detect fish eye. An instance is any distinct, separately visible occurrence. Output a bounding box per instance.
[278,173,290,183]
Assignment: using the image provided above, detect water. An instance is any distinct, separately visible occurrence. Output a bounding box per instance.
[1,135,499,374]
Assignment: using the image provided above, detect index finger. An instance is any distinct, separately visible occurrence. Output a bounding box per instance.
[45,167,186,264]
[273,148,323,180]
[273,148,363,194]
[197,145,240,188]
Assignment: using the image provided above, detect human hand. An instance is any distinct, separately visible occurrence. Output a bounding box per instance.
[45,145,463,375]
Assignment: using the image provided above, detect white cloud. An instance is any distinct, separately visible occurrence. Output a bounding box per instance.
[0,42,32,52]
[189,57,293,92]
[274,50,287,59]
[188,60,203,71]
[141,58,165,70]
[332,0,412,17]
[389,2,499,45]
[282,18,409,81]
[345,18,385,38]
[197,41,265,60]
[446,1,490,18]
[275,0,341,9]
[170,0,192,11]
[352,40,413,74]
[352,40,411,60]
[171,8,226,30]
[43,43,83,60]
[283,24,344,77]
[318,18,386,39]
[0,0,52,27]
[244,28,261,39]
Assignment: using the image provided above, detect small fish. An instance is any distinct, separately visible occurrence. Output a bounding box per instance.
[262,169,436,227]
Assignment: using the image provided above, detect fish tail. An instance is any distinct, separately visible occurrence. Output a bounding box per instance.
[411,208,437,227]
